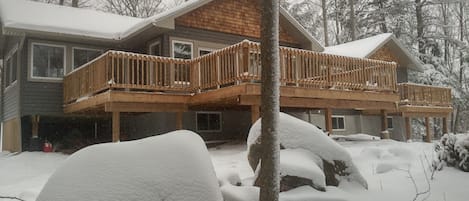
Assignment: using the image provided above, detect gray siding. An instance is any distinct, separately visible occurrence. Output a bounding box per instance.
[2,36,22,120]
[123,111,251,141]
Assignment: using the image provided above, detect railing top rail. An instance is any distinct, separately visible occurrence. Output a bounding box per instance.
[398,82,452,90]
[65,51,112,78]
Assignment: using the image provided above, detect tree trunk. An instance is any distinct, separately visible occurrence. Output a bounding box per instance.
[334,0,341,44]
[322,0,329,46]
[415,0,425,57]
[259,0,281,200]
[349,0,356,41]
[378,0,388,33]
[59,0,65,5]
[72,0,79,7]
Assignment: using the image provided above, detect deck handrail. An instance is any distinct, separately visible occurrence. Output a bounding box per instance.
[398,83,452,107]
[64,40,399,104]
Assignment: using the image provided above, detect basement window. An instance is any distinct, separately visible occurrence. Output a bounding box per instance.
[196,112,222,132]
[387,117,393,129]
[332,116,345,130]
[31,43,65,80]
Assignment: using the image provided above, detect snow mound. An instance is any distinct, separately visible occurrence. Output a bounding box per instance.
[280,149,325,191]
[217,169,242,186]
[220,185,259,201]
[280,186,348,201]
[375,163,399,174]
[247,113,367,189]
[331,134,381,141]
[36,130,223,201]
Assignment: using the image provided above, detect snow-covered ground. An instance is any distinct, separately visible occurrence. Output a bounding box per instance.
[1,139,468,201]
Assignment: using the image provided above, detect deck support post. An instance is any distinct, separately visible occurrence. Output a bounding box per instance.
[380,110,390,139]
[442,117,448,134]
[112,112,120,142]
[425,117,432,143]
[325,108,332,135]
[405,116,411,141]
[176,112,183,130]
[31,115,39,138]
[251,105,260,124]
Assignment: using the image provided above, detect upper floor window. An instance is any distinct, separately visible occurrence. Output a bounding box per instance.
[31,43,65,79]
[172,40,193,59]
[199,48,213,57]
[72,47,102,70]
[149,41,162,56]
[332,116,345,130]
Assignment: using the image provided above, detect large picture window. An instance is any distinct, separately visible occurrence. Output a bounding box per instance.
[196,112,222,132]
[332,116,345,130]
[172,40,193,59]
[31,43,65,79]
[72,47,102,70]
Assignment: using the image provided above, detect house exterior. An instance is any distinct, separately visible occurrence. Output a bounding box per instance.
[0,0,452,152]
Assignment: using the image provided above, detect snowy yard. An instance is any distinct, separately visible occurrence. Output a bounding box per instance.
[1,138,468,201]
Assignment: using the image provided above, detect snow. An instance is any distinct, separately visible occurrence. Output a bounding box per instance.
[323,33,393,58]
[279,149,325,190]
[36,130,223,201]
[331,134,381,141]
[2,134,469,201]
[0,0,143,40]
[247,113,368,189]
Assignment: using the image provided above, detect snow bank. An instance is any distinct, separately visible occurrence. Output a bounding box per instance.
[36,130,223,201]
[331,134,381,141]
[247,113,368,189]
[220,185,259,201]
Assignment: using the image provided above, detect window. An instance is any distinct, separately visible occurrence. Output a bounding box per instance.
[72,47,102,70]
[4,51,17,88]
[332,116,345,130]
[149,41,162,56]
[199,48,213,57]
[172,40,193,59]
[31,43,65,79]
[196,112,222,132]
[387,117,393,129]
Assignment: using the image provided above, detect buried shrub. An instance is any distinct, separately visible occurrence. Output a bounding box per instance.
[434,133,469,172]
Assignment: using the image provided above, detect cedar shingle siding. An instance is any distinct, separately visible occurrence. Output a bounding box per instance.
[175,0,299,45]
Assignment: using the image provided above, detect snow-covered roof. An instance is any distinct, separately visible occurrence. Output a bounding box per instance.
[323,33,424,72]
[0,0,143,40]
[0,0,323,50]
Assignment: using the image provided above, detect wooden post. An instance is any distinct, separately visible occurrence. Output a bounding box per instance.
[176,112,183,130]
[425,117,432,143]
[405,116,411,141]
[442,117,448,134]
[32,115,39,138]
[251,105,260,124]
[112,112,120,142]
[325,108,332,135]
[380,110,390,139]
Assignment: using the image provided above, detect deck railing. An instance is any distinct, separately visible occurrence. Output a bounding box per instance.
[398,83,452,107]
[64,40,398,104]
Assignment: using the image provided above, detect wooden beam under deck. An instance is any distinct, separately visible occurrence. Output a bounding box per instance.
[105,102,187,113]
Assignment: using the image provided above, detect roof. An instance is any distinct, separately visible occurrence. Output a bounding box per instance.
[0,0,143,40]
[0,0,323,50]
[323,33,424,72]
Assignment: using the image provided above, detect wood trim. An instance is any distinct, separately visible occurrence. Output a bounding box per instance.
[251,105,260,124]
[325,108,332,135]
[405,117,411,141]
[425,117,432,143]
[112,112,120,142]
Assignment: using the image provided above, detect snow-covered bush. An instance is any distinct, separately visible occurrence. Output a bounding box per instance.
[435,133,469,172]
[37,130,223,201]
[247,113,368,191]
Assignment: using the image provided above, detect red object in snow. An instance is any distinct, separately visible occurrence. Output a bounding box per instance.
[43,142,53,152]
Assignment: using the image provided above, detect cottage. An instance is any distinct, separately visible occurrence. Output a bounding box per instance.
[0,0,452,152]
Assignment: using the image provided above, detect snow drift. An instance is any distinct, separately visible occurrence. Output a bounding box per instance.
[36,130,223,201]
[247,113,368,190]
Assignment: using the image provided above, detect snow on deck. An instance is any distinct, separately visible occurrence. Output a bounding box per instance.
[323,33,393,58]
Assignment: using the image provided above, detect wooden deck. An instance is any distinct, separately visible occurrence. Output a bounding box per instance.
[62,40,453,142]
[64,40,403,112]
